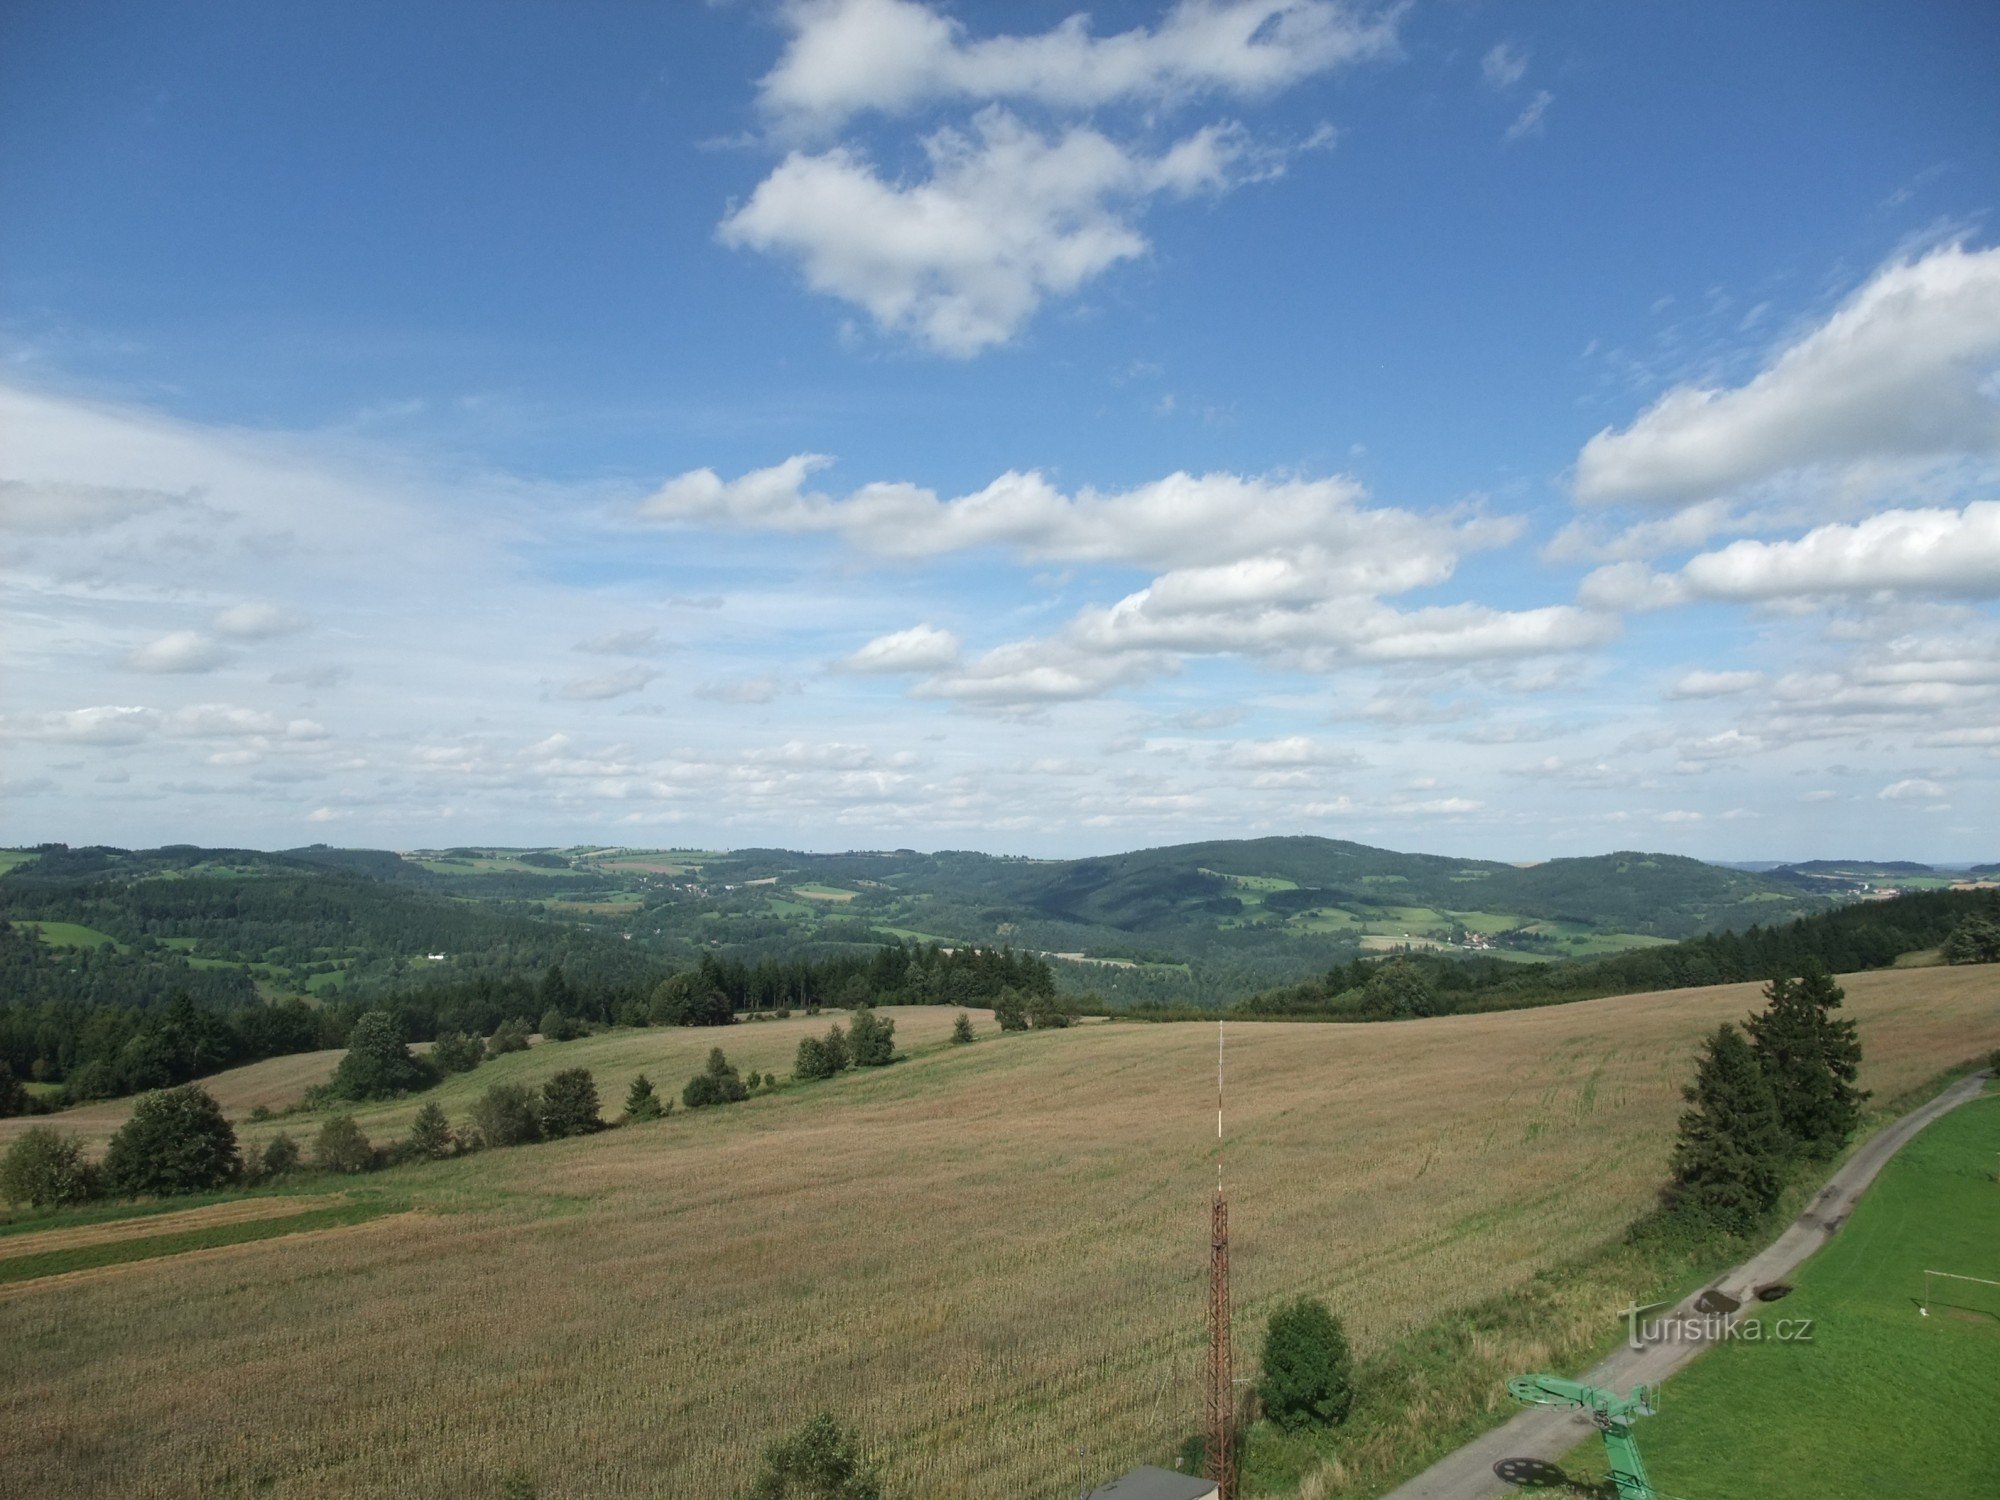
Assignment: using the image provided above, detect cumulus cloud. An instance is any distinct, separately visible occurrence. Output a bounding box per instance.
[2,706,161,745]
[1576,243,2000,506]
[842,623,962,673]
[1670,669,1765,698]
[722,108,1291,355]
[757,0,1398,126]
[1677,503,2000,600]
[126,631,230,673]
[1878,777,1946,800]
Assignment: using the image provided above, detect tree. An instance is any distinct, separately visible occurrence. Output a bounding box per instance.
[330,1011,434,1101]
[408,1102,453,1160]
[540,1068,602,1137]
[822,1024,850,1073]
[746,1412,882,1500]
[103,1084,239,1196]
[0,1127,98,1207]
[951,1012,976,1045]
[1745,966,1867,1158]
[0,1059,28,1117]
[469,1083,544,1147]
[313,1114,374,1174]
[1258,1296,1355,1431]
[848,1007,896,1067]
[1667,1023,1790,1234]
[1942,914,2000,965]
[684,1047,748,1109]
[992,990,1029,1032]
[1027,995,1075,1029]
[487,1018,532,1057]
[794,1035,837,1082]
[624,1074,666,1122]
[1363,960,1440,1019]
[540,1009,585,1043]
[430,1031,484,1074]
[650,971,733,1028]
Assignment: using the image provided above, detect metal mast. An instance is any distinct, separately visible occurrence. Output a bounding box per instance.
[1207,1021,1233,1500]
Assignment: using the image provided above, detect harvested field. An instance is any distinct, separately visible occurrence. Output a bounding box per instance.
[0,1194,346,1259]
[0,971,1994,1498]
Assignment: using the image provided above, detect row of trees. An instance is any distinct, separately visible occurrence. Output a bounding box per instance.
[1663,964,1867,1235]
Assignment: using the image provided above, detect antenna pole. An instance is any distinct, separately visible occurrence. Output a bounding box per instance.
[1207,1020,1233,1500]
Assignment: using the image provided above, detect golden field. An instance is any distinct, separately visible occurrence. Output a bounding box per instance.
[2,972,1996,1498]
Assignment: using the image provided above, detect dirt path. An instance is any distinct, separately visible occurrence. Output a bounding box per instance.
[1379,1069,1993,1500]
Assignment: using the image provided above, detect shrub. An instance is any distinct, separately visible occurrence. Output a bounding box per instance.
[469,1083,544,1148]
[992,991,1029,1032]
[794,1035,836,1082]
[1258,1296,1355,1430]
[260,1132,301,1178]
[683,1048,747,1109]
[540,1068,602,1138]
[103,1085,239,1197]
[849,1007,896,1066]
[487,1018,533,1058]
[430,1030,485,1074]
[624,1074,665,1122]
[540,1009,586,1043]
[823,1025,850,1073]
[313,1114,374,1174]
[1027,997,1075,1029]
[408,1102,453,1159]
[0,1127,98,1207]
[951,1012,976,1045]
[331,1011,435,1101]
[748,1412,882,1500]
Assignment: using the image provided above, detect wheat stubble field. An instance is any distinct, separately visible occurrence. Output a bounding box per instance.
[2,971,1995,1498]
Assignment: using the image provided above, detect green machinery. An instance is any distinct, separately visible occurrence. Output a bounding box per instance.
[1507,1374,1659,1500]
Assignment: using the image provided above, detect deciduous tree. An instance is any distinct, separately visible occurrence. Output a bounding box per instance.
[103,1084,239,1196]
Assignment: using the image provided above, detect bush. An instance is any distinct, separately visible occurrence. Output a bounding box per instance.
[823,1025,850,1073]
[1027,996,1075,1029]
[992,991,1029,1032]
[849,1007,896,1066]
[313,1114,374,1174]
[1258,1296,1355,1430]
[951,1012,976,1045]
[430,1030,485,1074]
[795,1035,836,1081]
[683,1048,747,1109]
[624,1074,666,1122]
[408,1101,453,1159]
[487,1018,532,1058]
[331,1011,435,1101]
[747,1412,882,1500]
[469,1083,544,1147]
[103,1085,239,1197]
[0,1127,98,1207]
[540,1009,586,1043]
[260,1132,301,1178]
[540,1068,602,1138]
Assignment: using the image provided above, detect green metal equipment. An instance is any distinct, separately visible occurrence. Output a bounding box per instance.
[1507,1374,1659,1500]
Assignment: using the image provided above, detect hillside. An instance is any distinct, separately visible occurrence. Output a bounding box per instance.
[2,967,1994,1499]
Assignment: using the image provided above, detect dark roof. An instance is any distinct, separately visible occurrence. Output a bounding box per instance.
[1084,1466,1220,1500]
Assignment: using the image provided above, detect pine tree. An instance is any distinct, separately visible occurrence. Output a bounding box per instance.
[951,1012,976,1045]
[624,1074,665,1121]
[408,1102,453,1159]
[1746,964,1866,1158]
[1668,1023,1789,1234]
[540,1068,602,1137]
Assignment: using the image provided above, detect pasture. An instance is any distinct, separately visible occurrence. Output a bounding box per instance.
[1,971,1995,1498]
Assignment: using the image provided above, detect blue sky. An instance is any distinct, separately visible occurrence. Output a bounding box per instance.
[4,0,1998,860]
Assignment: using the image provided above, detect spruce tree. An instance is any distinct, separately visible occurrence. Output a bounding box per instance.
[1668,1023,1789,1234]
[951,1012,976,1045]
[1746,965,1866,1158]
[408,1102,453,1159]
[624,1074,665,1121]
[540,1068,602,1137]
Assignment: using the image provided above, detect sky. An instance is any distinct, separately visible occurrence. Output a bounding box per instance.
[3,0,1998,862]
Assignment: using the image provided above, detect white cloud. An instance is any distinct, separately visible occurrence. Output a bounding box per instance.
[1878,777,1946,801]
[126,631,230,673]
[168,705,327,740]
[843,623,962,673]
[213,602,310,639]
[721,108,1289,355]
[558,667,657,701]
[1,706,160,745]
[1482,42,1528,90]
[1670,669,1765,699]
[1675,503,2000,600]
[0,479,183,535]
[574,626,672,657]
[757,0,1398,125]
[695,675,789,705]
[1576,243,2000,506]
[1504,89,1553,142]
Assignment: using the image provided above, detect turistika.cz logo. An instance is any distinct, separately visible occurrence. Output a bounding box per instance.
[1617,1300,1816,1351]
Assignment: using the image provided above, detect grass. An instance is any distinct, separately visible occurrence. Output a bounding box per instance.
[1556,1088,2000,1500]
[0,1195,401,1286]
[0,972,1994,1498]
[17,920,121,949]
[0,849,41,875]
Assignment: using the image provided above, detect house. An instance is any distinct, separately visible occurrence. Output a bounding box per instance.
[1085,1466,1220,1500]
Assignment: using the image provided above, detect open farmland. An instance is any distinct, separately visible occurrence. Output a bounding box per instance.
[1,969,1995,1498]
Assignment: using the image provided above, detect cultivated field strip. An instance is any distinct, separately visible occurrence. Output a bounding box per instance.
[0,972,1993,1497]
[0,1194,347,1259]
